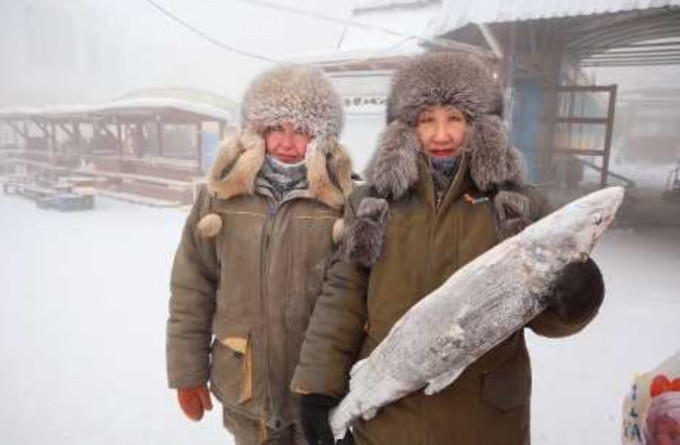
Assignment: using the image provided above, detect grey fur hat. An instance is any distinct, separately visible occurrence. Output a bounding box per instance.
[365,51,526,199]
[241,64,343,141]
[387,51,503,125]
[347,51,533,265]
[197,64,354,238]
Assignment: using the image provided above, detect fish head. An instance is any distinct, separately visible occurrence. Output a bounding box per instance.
[525,186,625,264]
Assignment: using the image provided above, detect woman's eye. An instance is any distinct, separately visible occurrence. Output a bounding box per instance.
[418,116,434,124]
[270,125,284,132]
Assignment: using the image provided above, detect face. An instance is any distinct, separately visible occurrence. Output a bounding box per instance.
[264,123,311,164]
[415,105,468,158]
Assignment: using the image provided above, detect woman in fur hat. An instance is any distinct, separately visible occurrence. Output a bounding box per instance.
[292,51,605,445]
[166,64,354,445]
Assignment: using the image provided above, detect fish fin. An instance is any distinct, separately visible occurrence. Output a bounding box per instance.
[424,368,465,395]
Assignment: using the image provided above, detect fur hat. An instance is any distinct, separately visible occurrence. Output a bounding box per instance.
[241,64,343,141]
[198,64,353,238]
[386,51,503,125]
[365,51,525,198]
[347,51,532,265]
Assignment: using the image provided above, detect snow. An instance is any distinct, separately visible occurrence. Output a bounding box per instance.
[0,97,234,122]
[0,196,229,445]
[1,191,679,445]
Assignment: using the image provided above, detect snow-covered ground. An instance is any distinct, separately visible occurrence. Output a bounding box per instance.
[1,192,678,445]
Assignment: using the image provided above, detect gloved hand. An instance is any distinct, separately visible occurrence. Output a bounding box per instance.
[177,385,213,421]
[643,391,680,445]
[300,394,339,445]
[549,258,604,321]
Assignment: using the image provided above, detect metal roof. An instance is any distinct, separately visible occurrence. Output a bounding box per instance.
[431,0,680,33]
[352,0,440,14]
[354,0,680,33]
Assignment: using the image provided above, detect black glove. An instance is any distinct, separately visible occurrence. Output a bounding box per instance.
[300,394,348,445]
[549,258,604,321]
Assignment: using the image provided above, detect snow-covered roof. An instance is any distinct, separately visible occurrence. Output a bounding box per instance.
[92,98,233,121]
[352,0,440,14]
[0,97,233,122]
[285,44,423,67]
[429,0,680,35]
[352,0,680,38]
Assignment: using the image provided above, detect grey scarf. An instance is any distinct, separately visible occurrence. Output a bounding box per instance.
[256,156,308,202]
[430,156,458,207]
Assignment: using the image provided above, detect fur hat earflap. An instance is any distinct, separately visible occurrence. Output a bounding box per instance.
[364,120,420,200]
[465,115,526,192]
[344,197,390,267]
[207,127,265,200]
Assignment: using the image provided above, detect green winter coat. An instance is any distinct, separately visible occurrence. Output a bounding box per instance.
[167,130,354,432]
[291,154,603,445]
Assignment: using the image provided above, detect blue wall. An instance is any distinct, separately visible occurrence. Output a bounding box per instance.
[510,74,543,182]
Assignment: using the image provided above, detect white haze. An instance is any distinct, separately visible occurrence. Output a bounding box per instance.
[1,1,679,444]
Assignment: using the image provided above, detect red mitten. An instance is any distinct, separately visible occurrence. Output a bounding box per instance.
[177,386,213,421]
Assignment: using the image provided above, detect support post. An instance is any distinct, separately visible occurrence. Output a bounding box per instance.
[196,121,203,173]
[156,115,164,158]
[601,85,617,187]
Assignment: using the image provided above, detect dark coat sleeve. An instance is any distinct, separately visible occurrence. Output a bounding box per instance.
[291,188,371,398]
[524,187,606,338]
[528,258,605,337]
[166,187,219,388]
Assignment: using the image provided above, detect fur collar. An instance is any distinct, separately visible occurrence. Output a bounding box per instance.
[344,115,533,266]
[364,115,525,200]
[206,127,353,210]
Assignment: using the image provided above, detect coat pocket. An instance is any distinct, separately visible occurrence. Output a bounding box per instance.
[481,363,531,412]
[211,335,253,405]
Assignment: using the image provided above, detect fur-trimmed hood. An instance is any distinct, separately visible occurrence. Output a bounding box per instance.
[206,130,353,209]
[366,51,525,200]
[198,64,353,237]
[346,51,533,265]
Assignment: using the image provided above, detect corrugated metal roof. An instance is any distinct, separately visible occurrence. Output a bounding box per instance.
[432,0,680,32]
[352,0,440,14]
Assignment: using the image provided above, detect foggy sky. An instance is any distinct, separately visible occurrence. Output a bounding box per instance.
[1,0,678,109]
[0,0,359,107]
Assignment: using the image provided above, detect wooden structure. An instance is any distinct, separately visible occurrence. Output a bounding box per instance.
[0,96,234,205]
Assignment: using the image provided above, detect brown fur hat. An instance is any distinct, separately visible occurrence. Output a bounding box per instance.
[242,64,343,143]
[198,64,353,237]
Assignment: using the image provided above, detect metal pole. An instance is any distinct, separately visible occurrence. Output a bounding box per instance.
[196,121,203,173]
[601,85,617,187]
[156,115,164,158]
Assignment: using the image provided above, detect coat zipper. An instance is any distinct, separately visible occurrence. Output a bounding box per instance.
[259,198,277,421]
[258,195,300,427]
